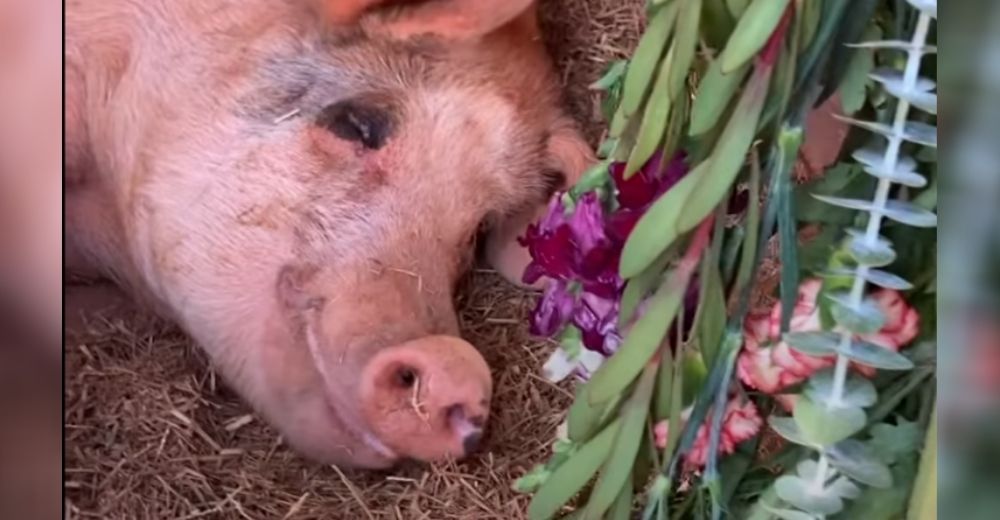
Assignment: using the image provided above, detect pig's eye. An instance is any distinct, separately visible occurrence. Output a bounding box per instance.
[541,169,566,199]
[315,99,394,150]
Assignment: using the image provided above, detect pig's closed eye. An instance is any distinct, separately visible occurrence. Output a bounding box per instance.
[540,169,566,199]
[315,99,395,150]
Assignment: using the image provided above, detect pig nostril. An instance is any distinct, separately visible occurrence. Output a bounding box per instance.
[394,366,417,388]
[446,403,466,421]
[462,431,482,456]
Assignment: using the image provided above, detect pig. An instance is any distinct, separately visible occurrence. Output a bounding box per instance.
[65,0,594,469]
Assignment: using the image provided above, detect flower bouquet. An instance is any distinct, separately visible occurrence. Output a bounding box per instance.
[513,1,938,518]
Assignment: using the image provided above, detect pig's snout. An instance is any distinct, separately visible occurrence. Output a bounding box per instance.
[359,335,492,463]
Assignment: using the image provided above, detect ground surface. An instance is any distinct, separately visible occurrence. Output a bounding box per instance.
[64,1,646,518]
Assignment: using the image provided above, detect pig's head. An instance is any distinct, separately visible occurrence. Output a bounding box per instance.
[127,0,591,468]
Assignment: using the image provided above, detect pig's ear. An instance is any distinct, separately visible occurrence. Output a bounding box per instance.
[314,0,537,41]
[484,119,595,288]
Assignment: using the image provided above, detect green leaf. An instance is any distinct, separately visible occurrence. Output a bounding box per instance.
[806,369,878,409]
[838,339,915,371]
[696,265,726,369]
[821,268,913,291]
[725,0,749,18]
[702,0,735,48]
[907,407,936,520]
[793,395,866,447]
[620,2,681,117]
[718,0,791,73]
[816,0,881,108]
[793,0,849,93]
[528,419,622,520]
[664,346,686,462]
[758,14,798,132]
[654,347,675,421]
[867,368,934,426]
[587,274,688,404]
[568,160,613,201]
[826,293,887,335]
[514,464,552,493]
[799,226,842,274]
[620,163,705,278]
[847,231,898,267]
[777,127,803,334]
[784,332,915,370]
[775,475,846,515]
[661,81,690,159]
[784,331,841,357]
[608,475,634,520]
[826,439,893,488]
[838,25,881,114]
[769,416,818,448]
[668,0,702,100]
[797,0,821,51]
[689,60,750,137]
[734,153,761,297]
[591,60,629,91]
[828,476,862,500]
[795,163,875,225]
[585,365,657,519]
[680,350,709,405]
[868,419,922,465]
[608,105,630,139]
[810,195,938,228]
[834,457,918,519]
[719,441,757,505]
[620,248,674,327]
[568,382,619,443]
[677,63,773,233]
[633,423,656,487]
[625,46,675,178]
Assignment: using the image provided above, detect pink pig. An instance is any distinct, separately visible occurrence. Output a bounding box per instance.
[65,0,592,468]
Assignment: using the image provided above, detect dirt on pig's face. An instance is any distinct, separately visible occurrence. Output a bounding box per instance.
[120,10,587,468]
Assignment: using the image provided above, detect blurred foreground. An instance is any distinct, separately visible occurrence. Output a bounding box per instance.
[0,0,62,517]
[938,2,1000,519]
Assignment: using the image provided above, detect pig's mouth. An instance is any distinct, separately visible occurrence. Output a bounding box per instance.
[299,309,402,463]
[322,396,399,461]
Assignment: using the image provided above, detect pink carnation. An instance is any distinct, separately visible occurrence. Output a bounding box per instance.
[653,396,762,471]
[737,278,920,408]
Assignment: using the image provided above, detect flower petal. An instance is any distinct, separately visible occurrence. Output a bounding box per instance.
[572,292,621,354]
[738,348,788,394]
[542,347,577,382]
[530,281,576,337]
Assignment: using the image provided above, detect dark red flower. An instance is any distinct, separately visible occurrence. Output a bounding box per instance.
[610,151,688,210]
[520,151,692,354]
[519,197,575,285]
[607,152,689,241]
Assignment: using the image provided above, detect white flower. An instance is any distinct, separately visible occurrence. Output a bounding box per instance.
[543,345,606,382]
